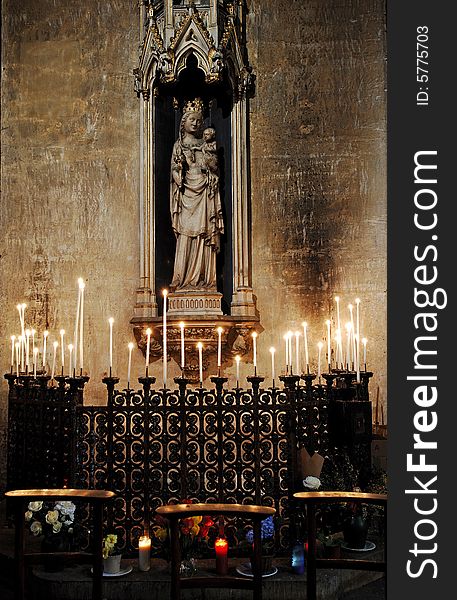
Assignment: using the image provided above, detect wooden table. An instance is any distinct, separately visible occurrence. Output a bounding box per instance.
[293,491,387,600]
[5,488,115,600]
[156,502,276,600]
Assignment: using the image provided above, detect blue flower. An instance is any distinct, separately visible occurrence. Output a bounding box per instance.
[245,516,275,543]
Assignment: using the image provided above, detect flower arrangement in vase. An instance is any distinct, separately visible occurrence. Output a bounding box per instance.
[102,534,122,574]
[242,515,275,573]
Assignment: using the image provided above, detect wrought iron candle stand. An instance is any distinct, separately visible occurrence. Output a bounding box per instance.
[5,366,374,554]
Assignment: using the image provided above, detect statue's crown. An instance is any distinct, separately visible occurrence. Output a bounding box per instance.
[182,97,205,115]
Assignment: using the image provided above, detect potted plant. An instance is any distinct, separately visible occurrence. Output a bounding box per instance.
[243,515,275,573]
[317,533,343,559]
[102,534,122,574]
[25,500,76,571]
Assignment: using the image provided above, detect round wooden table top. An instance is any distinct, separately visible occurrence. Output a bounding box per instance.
[5,489,115,501]
[156,502,276,519]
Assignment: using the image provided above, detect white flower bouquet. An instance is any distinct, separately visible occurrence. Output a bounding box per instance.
[25,500,76,544]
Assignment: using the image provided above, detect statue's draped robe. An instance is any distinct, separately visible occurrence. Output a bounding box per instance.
[170,139,224,290]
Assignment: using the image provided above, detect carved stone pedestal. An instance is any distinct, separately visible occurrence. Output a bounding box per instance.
[167,291,223,317]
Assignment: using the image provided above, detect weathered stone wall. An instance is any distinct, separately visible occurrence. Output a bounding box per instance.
[0,0,386,489]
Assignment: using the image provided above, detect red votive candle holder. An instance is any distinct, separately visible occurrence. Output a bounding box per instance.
[215,537,229,575]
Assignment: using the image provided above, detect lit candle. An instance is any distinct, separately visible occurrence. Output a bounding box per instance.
[284,334,289,373]
[355,298,361,381]
[42,331,48,369]
[235,354,241,387]
[15,342,20,376]
[294,331,300,375]
[345,323,352,369]
[251,331,258,373]
[31,329,36,354]
[33,347,38,378]
[20,304,26,370]
[18,335,24,372]
[162,289,168,389]
[269,347,276,386]
[68,344,74,377]
[302,322,309,373]
[326,320,331,370]
[362,337,368,370]
[317,341,323,381]
[109,318,114,372]
[78,278,85,372]
[127,342,134,389]
[348,304,356,369]
[145,326,152,374]
[10,335,16,369]
[60,330,65,370]
[73,281,81,369]
[138,535,151,572]
[25,329,31,370]
[335,296,341,366]
[215,537,228,576]
[217,327,223,370]
[287,331,293,374]
[197,342,203,386]
[179,323,185,371]
[51,341,58,380]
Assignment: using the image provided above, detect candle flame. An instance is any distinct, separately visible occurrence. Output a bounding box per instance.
[217,326,223,334]
[362,337,368,345]
[251,331,258,338]
[325,320,330,326]
[348,304,353,311]
[43,330,49,337]
[162,289,168,297]
[33,347,39,355]
[345,322,352,332]
[146,327,152,335]
[22,303,27,310]
[68,344,73,351]
[317,342,323,349]
[128,342,134,350]
[355,297,360,304]
[235,354,241,363]
[301,321,307,328]
[53,341,59,348]
[60,329,65,335]
[109,317,114,325]
[78,277,85,290]
[179,322,185,329]
[335,296,340,302]
[25,329,31,336]
[269,347,276,354]
[197,342,203,349]
[295,331,300,338]
[11,335,16,342]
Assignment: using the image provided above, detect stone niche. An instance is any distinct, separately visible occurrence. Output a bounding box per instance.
[131,1,260,380]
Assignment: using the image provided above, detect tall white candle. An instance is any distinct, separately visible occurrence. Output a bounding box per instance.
[60,330,65,368]
[326,319,331,369]
[79,279,85,372]
[51,341,58,380]
[345,323,352,369]
[179,323,185,370]
[335,296,341,366]
[73,282,81,368]
[25,329,31,370]
[287,331,293,374]
[302,322,309,373]
[252,332,258,371]
[68,344,74,376]
[269,347,276,385]
[162,290,168,389]
[19,335,24,371]
[355,298,361,374]
[31,329,36,355]
[317,342,323,381]
[42,331,48,368]
[284,334,289,373]
[145,327,152,372]
[348,304,356,369]
[294,331,300,375]
[127,342,134,388]
[235,354,241,386]
[217,327,223,368]
[109,318,114,371]
[362,337,367,369]
[20,304,26,370]
[33,347,38,378]
[138,535,151,572]
[197,342,203,386]
[10,335,16,369]
[15,342,20,376]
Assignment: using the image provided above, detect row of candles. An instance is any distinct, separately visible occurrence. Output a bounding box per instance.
[8,284,369,387]
[137,533,229,574]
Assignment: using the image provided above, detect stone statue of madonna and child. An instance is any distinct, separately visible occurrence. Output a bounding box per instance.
[169,98,224,293]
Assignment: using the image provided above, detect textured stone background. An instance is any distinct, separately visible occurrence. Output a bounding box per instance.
[0,0,386,489]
